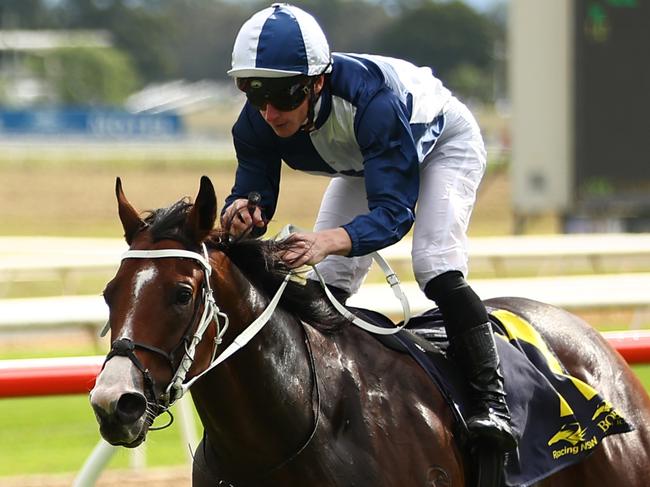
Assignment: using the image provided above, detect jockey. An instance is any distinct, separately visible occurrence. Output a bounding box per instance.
[221,3,516,451]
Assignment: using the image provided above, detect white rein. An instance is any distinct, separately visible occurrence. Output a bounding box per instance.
[111,230,411,407]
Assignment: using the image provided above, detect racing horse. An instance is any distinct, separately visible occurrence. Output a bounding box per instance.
[90,176,650,486]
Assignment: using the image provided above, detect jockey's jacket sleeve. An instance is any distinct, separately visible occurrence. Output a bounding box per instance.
[224,105,281,236]
[342,89,419,256]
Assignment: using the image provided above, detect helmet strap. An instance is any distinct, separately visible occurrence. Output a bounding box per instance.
[300,75,327,133]
[300,62,330,133]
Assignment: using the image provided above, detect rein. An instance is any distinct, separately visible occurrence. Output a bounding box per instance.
[104,233,412,409]
[102,234,412,480]
[103,244,230,410]
[276,223,412,333]
[104,243,293,411]
[104,242,321,483]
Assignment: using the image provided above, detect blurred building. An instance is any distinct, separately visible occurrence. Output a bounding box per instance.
[0,29,183,139]
[125,79,244,139]
[510,0,650,233]
[0,30,112,106]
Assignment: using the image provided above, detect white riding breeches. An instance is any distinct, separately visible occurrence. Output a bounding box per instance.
[310,96,487,294]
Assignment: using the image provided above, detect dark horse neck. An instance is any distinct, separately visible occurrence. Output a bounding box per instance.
[190,254,316,482]
[189,248,462,487]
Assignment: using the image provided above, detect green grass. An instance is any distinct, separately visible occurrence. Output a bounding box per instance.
[635,364,650,385]
[0,339,197,476]
[0,394,192,476]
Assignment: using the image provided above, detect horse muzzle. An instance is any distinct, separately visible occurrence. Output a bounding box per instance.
[89,356,151,447]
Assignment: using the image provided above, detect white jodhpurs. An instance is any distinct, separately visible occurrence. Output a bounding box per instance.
[310,96,487,294]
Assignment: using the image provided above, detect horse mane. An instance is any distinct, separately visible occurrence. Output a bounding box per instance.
[142,199,348,334]
[143,199,197,248]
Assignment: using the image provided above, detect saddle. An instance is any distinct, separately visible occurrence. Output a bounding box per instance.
[347,306,633,487]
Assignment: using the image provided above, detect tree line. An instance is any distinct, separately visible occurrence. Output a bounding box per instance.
[0,0,506,105]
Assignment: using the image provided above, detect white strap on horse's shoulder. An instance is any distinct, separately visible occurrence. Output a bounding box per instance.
[276,224,411,335]
[371,251,411,326]
[212,273,290,366]
[181,273,291,393]
[311,263,409,335]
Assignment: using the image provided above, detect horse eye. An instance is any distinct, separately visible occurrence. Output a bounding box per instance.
[175,286,194,305]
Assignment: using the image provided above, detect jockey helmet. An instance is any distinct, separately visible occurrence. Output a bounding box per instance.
[228,3,333,79]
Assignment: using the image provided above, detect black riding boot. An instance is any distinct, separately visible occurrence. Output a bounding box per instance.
[450,323,517,451]
[425,271,517,451]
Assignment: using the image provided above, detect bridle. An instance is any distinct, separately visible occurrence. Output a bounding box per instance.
[102,228,412,412]
[100,235,412,482]
[102,241,321,482]
[101,242,297,410]
[101,244,229,412]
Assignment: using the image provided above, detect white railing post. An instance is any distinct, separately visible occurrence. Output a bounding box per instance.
[177,393,199,463]
[72,440,117,487]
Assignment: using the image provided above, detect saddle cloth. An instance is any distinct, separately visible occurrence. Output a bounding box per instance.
[348,306,634,487]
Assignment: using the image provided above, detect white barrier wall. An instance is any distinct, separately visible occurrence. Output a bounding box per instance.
[509,0,573,215]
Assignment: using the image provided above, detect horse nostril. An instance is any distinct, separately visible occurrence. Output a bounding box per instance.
[115,392,147,425]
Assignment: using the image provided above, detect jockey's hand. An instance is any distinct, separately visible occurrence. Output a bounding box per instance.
[280,228,352,268]
[221,198,266,238]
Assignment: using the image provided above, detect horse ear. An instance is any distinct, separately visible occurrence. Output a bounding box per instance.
[185,175,217,243]
[115,177,144,244]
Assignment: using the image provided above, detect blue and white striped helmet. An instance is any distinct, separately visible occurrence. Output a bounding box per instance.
[228,3,333,78]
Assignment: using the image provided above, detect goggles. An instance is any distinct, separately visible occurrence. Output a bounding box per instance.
[237,76,312,112]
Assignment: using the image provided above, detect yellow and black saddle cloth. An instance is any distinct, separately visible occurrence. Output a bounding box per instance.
[352,306,634,486]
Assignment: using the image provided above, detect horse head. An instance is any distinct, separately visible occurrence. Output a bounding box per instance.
[90,176,221,447]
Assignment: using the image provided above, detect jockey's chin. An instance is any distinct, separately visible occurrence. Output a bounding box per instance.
[268,121,301,138]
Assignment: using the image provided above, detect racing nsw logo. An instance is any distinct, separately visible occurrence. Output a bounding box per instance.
[548,422,599,460]
[548,422,587,447]
[548,401,627,460]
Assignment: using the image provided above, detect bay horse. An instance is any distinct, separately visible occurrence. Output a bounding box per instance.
[90,176,650,486]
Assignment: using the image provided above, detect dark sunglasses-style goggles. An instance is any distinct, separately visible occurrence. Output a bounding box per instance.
[236,76,312,112]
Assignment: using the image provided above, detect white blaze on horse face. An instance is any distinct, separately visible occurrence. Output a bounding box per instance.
[134,265,156,297]
[121,265,157,338]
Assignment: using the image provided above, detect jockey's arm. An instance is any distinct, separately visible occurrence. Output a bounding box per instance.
[223,105,282,237]
[340,90,420,257]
